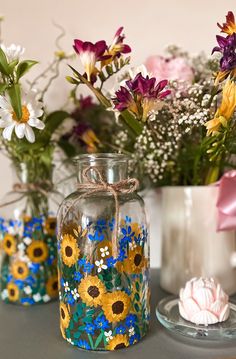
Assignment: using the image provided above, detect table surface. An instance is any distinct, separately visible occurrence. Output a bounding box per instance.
[1,269,236,359]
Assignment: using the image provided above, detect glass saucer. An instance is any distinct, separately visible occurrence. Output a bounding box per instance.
[156,296,236,341]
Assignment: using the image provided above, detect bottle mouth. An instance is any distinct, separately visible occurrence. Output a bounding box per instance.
[73,153,130,165]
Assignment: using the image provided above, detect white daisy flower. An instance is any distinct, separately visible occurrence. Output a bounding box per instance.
[33,293,42,302]
[0,43,25,62]
[129,327,135,337]
[100,246,109,258]
[66,338,74,345]
[63,281,70,292]
[1,289,8,300]
[129,241,137,250]
[17,242,26,252]
[0,89,44,143]
[24,286,32,295]
[95,259,107,273]
[71,288,80,300]
[43,294,50,303]
[23,237,32,245]
[104,330,113,342]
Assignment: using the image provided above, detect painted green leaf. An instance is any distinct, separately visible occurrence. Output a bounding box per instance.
[95,332,104,348]
[73,331,82,339]
[135,282,140,291]
[105,282,113,290]
[7,84,22,119]
[0,48,10,75]
[115,275,121,287]
[134,303,140,312]
[16,60,38,81]
[135,292,140,301]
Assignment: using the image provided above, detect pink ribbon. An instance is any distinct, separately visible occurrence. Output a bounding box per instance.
[216,170,236,231]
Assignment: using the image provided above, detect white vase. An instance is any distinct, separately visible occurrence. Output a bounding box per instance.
[160,186,236,295]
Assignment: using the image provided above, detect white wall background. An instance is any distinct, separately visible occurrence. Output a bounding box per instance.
[0,0,235,266]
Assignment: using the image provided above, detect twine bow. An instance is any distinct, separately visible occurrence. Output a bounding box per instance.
[77,166,139,257]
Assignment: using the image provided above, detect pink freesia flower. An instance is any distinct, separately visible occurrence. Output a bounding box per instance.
[73,39,110,82]
[102,27,131,67]
[145,55,194,84]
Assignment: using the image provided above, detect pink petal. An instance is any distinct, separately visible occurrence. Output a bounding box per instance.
[191,310,219,325]
[182,298,200,318]
[193,288,214,310]
[219,304,230,322]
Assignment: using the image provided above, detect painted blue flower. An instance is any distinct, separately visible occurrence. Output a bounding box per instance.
[88,230,104,242]
[117,249,127,262]
[29,263,40,274]
[108,218,115,231]
[25,276,36,286]
[95,219,107,233]
[125,314,137,327]
[121,226,134,239]
[124,287,132,296]
[60,278,65,286]
[84,262,94,273]
[7,274,13,283]
[115,325,126,334]
[74,271,83,282]
[46,256,54,265]
[77,340,91,350]
[106,256,117,268]
[21,298,35,305]
[66,293,75,305]
[94,315,109,330]
[125,216,132,223]
[84,323,96,335]
[78,258,86,267]
[129,333,140,345]
[14,279,24,289]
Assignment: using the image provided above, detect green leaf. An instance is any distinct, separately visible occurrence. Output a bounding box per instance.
[66,76,80,85]
[8,59,19,74]
[105,282,113,290]
[134,303,140,312]
[73,331,82,339]
[120,110,143,136]
[95,332,103,348]
[0,83,7,94]
[68,65,111,108]
[58,139,77,158]
[16,60,38,81]
[7,84,22,119]
[134,292,140,301]
[39,111,69,144]
[0,48,10,75]
[115,275,121,287]
[135,282,140,291]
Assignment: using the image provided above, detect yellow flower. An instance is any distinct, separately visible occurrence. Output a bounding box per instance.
[123,246,146,274]
[206,80,236,135]
[102,291,130,323]
[27,240,49,263]
[3,234,16,256]
[106,334,129,350]
[61,234,80,267]
[78,275,106,307]
[7,283,19,302]
[46,275,59,298]
[11,261,29,280]
[45,217,57,235]
[60,302,70,329]
[218,11,236,35]
[60,323,66,339]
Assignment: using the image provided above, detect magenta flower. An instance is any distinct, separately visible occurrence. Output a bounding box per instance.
[102,27,131,66]
[112,73,170,121]
[73,39,111,82]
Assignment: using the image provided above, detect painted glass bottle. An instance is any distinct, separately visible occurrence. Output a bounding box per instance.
[0,162,61,305]
[57,154,150,351]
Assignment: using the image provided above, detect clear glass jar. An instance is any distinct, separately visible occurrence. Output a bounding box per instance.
[57,154,150,351]
[0,162,62,305]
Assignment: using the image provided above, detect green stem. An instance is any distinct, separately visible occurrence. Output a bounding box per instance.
[87,334,94,350]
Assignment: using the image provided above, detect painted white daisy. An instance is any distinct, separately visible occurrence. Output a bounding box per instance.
[24,286,32,295]
[0,89,44,143]
[95,259,107,273]
[63,281,70,292]
[104,330,113,342]
[100,246,110,258]
[66,338,74,345]
[129,327,135,337]
[71,288,80,300]
[0,43,25,62]
[43,294,50,303]
[33,293,42,302]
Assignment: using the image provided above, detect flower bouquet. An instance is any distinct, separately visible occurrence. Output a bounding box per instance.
[0,31,70,305]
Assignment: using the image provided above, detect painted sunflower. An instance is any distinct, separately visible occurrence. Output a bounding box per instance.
[7,283,19,302]
[46,275,59,298]
[11,260,29,280]
[106,334,129,350]
[60,323,66,339]
[78,275,106,307]
[60,302,70,328]
[45,217,57,235]
[61,234,80,267]
[124,246,146,274]
[27,240,49,263]
[102,291,130,323]
[3,234,16,256]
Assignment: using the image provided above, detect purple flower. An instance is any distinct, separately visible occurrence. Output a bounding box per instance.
[212,33,236,72]
[73,39,110,82]
[112,73,170,121]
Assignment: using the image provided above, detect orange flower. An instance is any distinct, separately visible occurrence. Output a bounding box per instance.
[205,80,236,135]
[218,11,236,35]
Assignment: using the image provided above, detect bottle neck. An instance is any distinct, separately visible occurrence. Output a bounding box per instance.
[76,155,129,184]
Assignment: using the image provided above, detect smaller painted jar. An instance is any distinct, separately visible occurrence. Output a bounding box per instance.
[57,154,150,351]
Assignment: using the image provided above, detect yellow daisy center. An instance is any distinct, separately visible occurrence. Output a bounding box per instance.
[12,105,30,123]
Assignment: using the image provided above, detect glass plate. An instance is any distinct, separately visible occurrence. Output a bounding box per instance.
[156,296,236,341]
